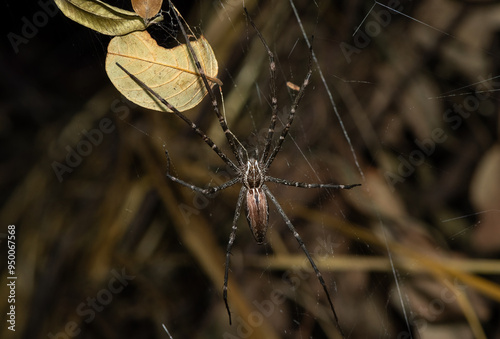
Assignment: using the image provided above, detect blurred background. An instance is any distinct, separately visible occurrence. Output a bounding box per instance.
[1,0,500,338]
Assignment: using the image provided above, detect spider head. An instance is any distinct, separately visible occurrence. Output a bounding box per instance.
[243,158,265,189]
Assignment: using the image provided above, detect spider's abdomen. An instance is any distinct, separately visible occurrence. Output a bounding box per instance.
[246,188,269,245]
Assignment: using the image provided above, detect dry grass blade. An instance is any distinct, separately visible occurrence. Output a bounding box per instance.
[106,30,220,112]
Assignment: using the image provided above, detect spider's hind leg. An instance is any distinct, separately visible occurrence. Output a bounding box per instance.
[263,185,346,338]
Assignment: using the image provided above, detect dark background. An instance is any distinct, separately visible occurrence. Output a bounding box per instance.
[1,0,500,338]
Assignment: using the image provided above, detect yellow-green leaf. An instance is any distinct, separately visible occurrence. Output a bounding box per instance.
[105,30,220,112]
[54,0,163,36]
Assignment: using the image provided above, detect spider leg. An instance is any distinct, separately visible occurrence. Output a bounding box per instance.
[264,45,313,169]
[170,1,245,165]
[243,8,278,164]
[223,186,247,325]
[165,150,239,195]
[266,176,361,190]
[263,185,346,338]
[116,63,239,173]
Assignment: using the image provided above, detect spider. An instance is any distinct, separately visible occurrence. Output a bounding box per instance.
[116,5,360,336]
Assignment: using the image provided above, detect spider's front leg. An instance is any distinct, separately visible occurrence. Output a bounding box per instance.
[164,150,239,196]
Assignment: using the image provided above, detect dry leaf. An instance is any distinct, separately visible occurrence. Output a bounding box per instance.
[105,30,220,112]
[132,0,163,20]
[54,0,163,36]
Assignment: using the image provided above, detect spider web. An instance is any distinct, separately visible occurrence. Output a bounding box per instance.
[157,1,499,338]
[2,0,500,339]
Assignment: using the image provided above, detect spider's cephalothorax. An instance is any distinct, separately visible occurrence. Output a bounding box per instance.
[116,4,360,337]
[243,159,269,244]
